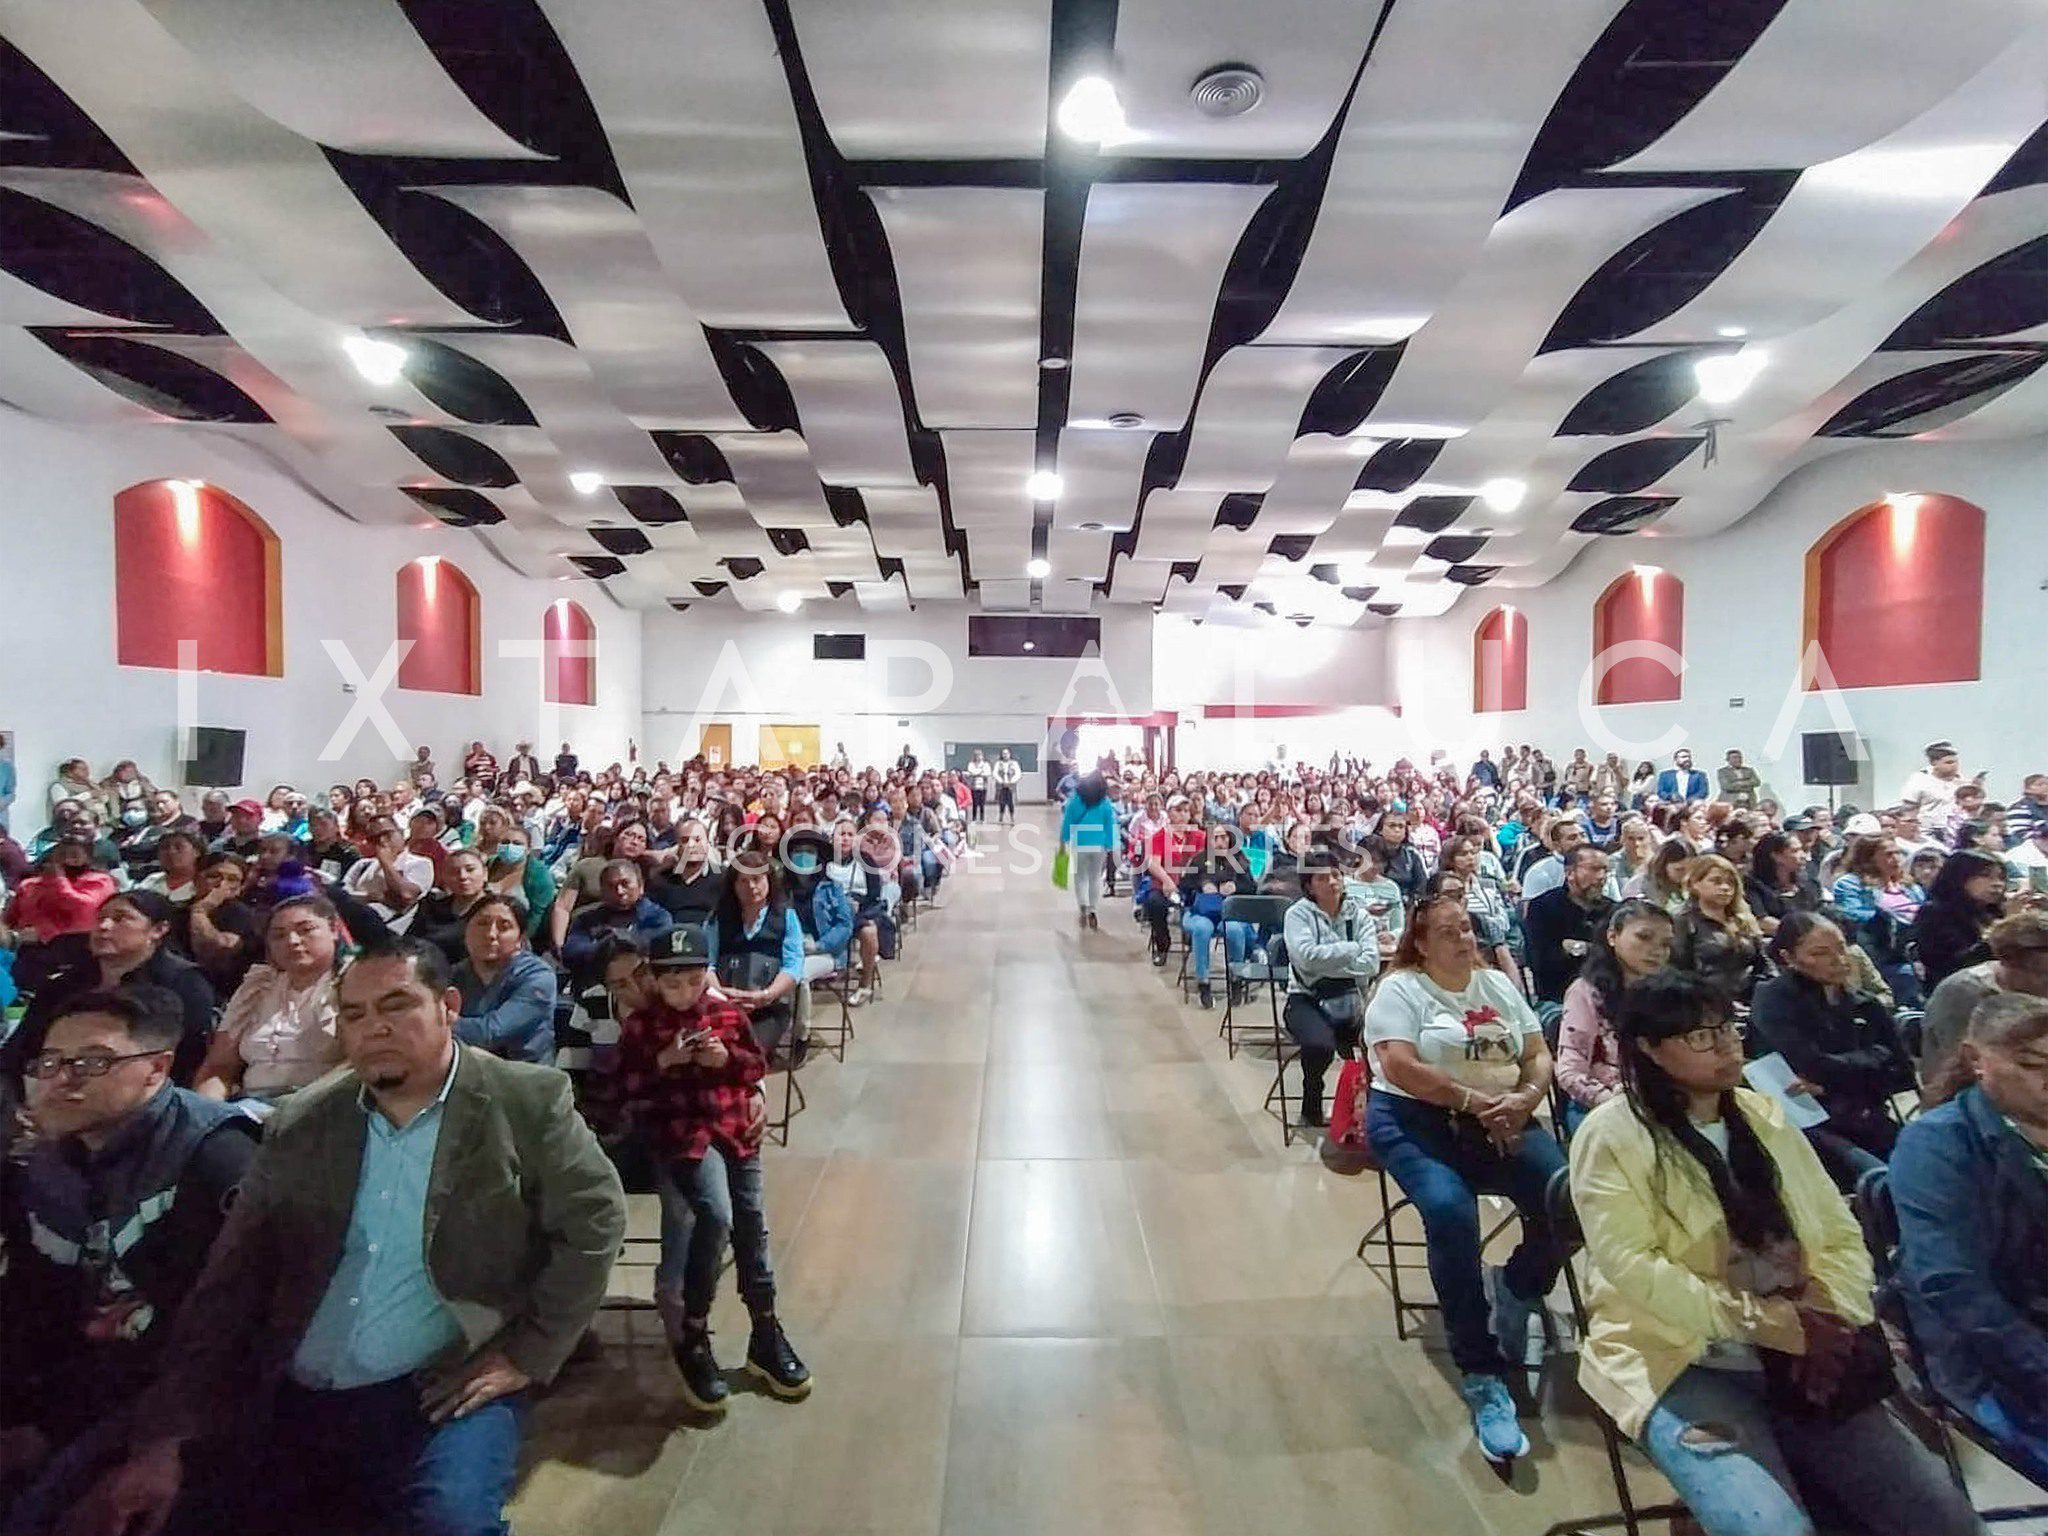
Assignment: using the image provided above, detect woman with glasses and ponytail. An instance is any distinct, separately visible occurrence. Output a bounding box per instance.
[1569,969,1977,1536]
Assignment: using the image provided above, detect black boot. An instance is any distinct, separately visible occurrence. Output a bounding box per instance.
[1299,1092,1326,1128]
[672,1324,730,1413]
[1198,982,1214,1010]
[745,1313,812,1400]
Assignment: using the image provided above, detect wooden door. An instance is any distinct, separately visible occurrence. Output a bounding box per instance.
[697,723,732,769]
[758,723,821,770]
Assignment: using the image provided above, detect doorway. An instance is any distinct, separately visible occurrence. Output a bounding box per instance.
[696,723,733,769]
[758,723,821,770]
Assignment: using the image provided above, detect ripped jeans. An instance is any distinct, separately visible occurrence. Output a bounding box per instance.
[1638,1365,1979,1536]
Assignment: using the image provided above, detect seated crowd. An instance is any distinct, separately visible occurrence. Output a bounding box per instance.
[0,739,977,1534]
[1060,736,2048,1530]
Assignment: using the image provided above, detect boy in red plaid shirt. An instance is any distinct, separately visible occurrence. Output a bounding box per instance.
[614,923,810,1411]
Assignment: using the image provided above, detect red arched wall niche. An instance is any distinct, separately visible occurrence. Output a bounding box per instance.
[397,557,482,695]
[1592,566,1684,705]
[1472,606,1528,713]
[1804,494,1983,690]
[114,479,282,675]
[544,599,596,707]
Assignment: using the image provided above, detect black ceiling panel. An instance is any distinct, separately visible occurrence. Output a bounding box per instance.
[721,556,765,580]
[402,487,505,527]
[1567,434,1703,492]
[590,526,652,556]
[1885,235,2048,348]
[1395,494,1474,533]
[403,337,536,425]
[1425,533,1489,564]
[1557,352,1705,435]
[1355,437,1443,492]
[652,432,736,483]
[36,333,269,422]
[1445,564,1501,586]
[1571,494,1678,534]
[0,188,216,330]
[1212,492,1263,530]
[1817,353,2046,438]
[388,425,519,487]
[1267,534,1316,561]
[568,553,626,578]
[612,486,689,525]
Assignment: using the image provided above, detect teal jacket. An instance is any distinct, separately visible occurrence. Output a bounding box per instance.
[1059,792,1119,853]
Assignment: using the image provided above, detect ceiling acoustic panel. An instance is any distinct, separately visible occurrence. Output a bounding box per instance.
[1052,428,1152,534]
[427,186,746,431]
[755,339,917,486]
[1131,488,1221,564]
[939,428,1036,529]
[1176,345,1357,492]
[786,0,1049,158]
[1616,0,2039,175]
[0,328,166,422]
[1110,0,1375,159]
[534,0,850,329]
[1067,182,1274,434]
[136,0,546,158]
[0,0,480,326]
[1262,0,1627,344]
[708,431,835,529]
[1256,434,1378,536]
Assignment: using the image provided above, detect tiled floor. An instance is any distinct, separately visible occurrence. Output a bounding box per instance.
[508,814,2040,1535]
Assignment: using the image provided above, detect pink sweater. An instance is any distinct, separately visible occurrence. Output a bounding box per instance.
[1556,976,1623,1110]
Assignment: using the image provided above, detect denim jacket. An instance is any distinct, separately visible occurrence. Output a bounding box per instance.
[1891,1085,2048,1426]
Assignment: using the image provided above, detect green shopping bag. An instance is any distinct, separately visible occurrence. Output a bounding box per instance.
[1051,845,1070,890]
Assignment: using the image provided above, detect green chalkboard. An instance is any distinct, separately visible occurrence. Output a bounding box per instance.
[943,741,1040,773]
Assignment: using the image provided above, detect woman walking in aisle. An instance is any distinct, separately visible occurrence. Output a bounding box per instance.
[1059,772,1118,931]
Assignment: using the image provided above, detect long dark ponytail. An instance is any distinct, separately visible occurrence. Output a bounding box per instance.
[1616,968,1794,1250]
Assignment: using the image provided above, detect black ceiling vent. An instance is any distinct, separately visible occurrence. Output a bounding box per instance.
[1296,346,1402,436]
[590,527,651,556]
[1445,564,1502,586]
[692,580,728,598]
[1543,182,1788,350]
[403,487,504,527]
[36,333,270,422]
[1426,533,1489,564]
[1571,494,1678,534]
[1511,0,1792,204]
[402,336,536,426]
[1818,353,2046,438]
[1355,438,1444,492]
[389,425,519,487]
[1557,353,1705,436]
[1568,435,1703,492]
[1267,534,1316,561]
[613,486,688,526]
[652,432,735,483]
[1212,492,1264,530]
[764,527,811,556]
[1886,235,2048,348]
[1366,601,1402,616]
[567,554,626,579]
[1395,494,1474,533]
[0,188,216,329]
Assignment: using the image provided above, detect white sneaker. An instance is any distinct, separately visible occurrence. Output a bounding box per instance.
[848,986,869,1007]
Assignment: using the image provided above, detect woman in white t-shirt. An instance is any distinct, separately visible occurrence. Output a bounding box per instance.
[1363,893,1566,1467]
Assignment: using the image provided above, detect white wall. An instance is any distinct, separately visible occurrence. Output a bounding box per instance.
[1388,436,2047,805]
[0,410,640,808]
[638,603,1154,794]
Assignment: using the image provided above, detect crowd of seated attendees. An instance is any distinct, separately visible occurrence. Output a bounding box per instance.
[1064,734,2048,1513]
[0,738,980,1534]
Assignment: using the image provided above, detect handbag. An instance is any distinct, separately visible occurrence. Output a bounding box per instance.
[1761,1321,1896,1423]
[1051,845,1070,890]
[1327,1059,1369,1148]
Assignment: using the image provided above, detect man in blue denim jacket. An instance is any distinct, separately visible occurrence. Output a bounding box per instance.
[1893,990,2048,1479]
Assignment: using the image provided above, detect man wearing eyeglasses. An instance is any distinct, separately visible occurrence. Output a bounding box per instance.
[0,987,259,1530]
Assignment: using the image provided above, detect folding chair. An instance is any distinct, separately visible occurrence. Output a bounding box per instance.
[1218,895,1293,1058]
[1855,1168,2048,1525]
[1540,1165,1688,1536]
[1356,1146,1524,1343]
[754,1011,808,1148]
[805,967,856,1061]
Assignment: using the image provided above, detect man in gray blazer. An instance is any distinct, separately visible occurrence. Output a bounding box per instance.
[69,935,626,1536]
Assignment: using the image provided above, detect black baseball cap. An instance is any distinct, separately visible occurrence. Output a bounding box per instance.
[649,923,712,970]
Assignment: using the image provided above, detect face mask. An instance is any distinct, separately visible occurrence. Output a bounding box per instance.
[499,845,527,865]
[789,851,819,872]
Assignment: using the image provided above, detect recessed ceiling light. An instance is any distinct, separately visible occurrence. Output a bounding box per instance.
[1365,421,1469,440]
[1039,355,1069,370]
[1106,412,1145,430]
[1025,470,1063,501]
[1716,324,1748,339]
[569,470,605,495]
[1694,347,1768,405]
[1076,520,1108,532]
[775,590,803,613]
[1056,75,1127,145]
[1026,557,1052,579]
[1190,64,1264,118]
[1023,639,1036,651]
[342,334,407,386]
[1479,478,1527,514]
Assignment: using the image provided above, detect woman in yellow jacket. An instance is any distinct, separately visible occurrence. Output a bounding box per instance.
[1569,970,1979,1536]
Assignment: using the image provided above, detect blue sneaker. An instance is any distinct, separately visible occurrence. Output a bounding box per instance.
[1488,1263,1539,1370]
[1460,1372,1529,1464]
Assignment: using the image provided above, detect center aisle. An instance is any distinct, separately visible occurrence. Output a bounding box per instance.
[511,810,1642,1536]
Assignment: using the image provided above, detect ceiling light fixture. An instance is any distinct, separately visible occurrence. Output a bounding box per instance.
[1716,324,1748,339]
[1106,412,1145,430]
[1693,347,1768,406]
[1039,355,1069,371]
[1023,640,1036,651]
[1026,557,1052,579]
[1025,470,1063,501]
[569,470,605,495]
[1364,421,1470,440]
[1056,75,1128,146]
[775,590,803,613]
[343,333,408,386]
[1479,477,1527,514]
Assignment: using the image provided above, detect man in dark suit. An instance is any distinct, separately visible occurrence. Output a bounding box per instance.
[70,936,626,1536]
[1655,749,1710,805]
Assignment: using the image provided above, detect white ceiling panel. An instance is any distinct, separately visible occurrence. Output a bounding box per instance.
[788,0,1049,157]
[1067,182,1273,432]
[0,0,479,325]
[1617,0,2040,174]
[974,575,1032,611]
[860,486,949,557]
[1051,427,1151,532]
[870,187,1043,430]
[708,431,835,529]
[426,185,747,431]
[138,0,546,158]
[1109,556,1174,605]
[0,329,165,421]
[1131,488,1219,563]
[755,339,916,486]
[534,0,849,329]
[1039,575,1096,613]
[1176,345,1356,491]
[1261,0,1627,344]
[939,428,1037,528]
[1255,433,1375,535]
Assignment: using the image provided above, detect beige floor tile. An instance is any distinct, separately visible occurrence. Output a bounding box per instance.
[831,1062,985,1160]
[961,1159,1165,1337]
[977,1058,1121,1159]
[771,1156,974,1337]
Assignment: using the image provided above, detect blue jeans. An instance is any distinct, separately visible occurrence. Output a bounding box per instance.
[1181,913,1251,983]
[1640,1366,1978,1536]
[169,1377,525,1536]
[1364,1088,1566,1376]
[1966,1390,2048,1486]
[672,1144,776,1319]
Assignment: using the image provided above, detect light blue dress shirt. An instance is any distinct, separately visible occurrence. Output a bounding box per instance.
[290,1054,464,1390]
